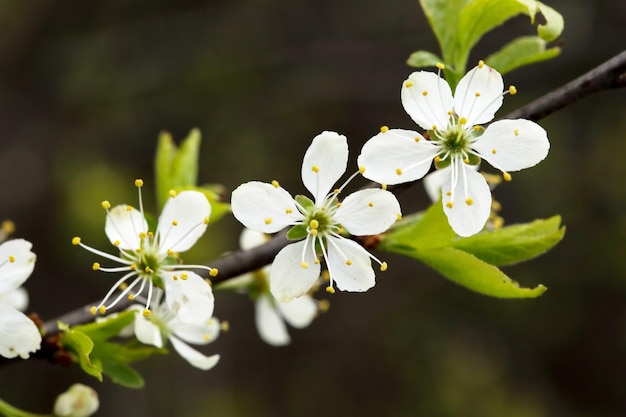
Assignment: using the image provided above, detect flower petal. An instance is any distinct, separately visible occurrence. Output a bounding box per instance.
[423,167,450,202]
[239,228,269,251]
[270,240,320,302]
[169,335,220,370]
[105,205,146,250]
[472,119,550,171]
[133,311,163,348]
[255,295,290,346]
[326,237,375,292]
[401,71,453,131]
[157,191,211,253]
[0,239,36,294]
[334,188,401,236]
[170,317,220,345]
[358,129,439,185]
[1,287,28,311]
[454,64,504,126]
[301,131,348,205]
[231,181,303,233]
[163,271,214,325]
[442,161,492,237]
[0,304,41,359]
[276,295,317,329]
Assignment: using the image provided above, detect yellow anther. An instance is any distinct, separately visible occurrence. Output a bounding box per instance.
[359,166,366,174]
[312,165,319,173]
[326,286,336,294]
[128,294,135,301]
[92,262,100,271]
[503,172,512,182]
[336,202,342,207]
[72,237,81,245]
[318,299,330,312]
[301,261,309,269]
[264,217,272,225]
[321,270,330,281]
[337,227,344,234]
[333,188,340,195]
[309,219,319,229]
[167,249,174,256]
[446,202,454,208]
[446,191,452,196]
[181,273,188,280]
[126,205,133,211]
[8,255,15,263]
[210,268,219,277]
[396,213,402,221]
[119,282,128,290]
[346,259,353,266]
[380,262,388,272]
[514,128,519,136]
[463,158,470,164]
[459,117,467,125]
[142,309,151,318]
[465,198,474,206]
[99,306,106,315]
[492,217,504,229]
[447,110,453,115]
[434,156,441,163]
[144,266,153,273]
[138,232,147,239]
[113,240,120,246]
[169,189,177,198]
[310,229,318,236]
[203,334,212,342]
[147,231,154,238]
[89,306,97,315]
[368,202,374,207]
[171,220,178,226]
[475,92,481,97]
[380,125,389,133]
[129,264,137,270]
[314,259,320,265]
[436,62,445,70]
[473,125,482,132]
[432,125,438,130]
[1,220,15,234]
[396,168,403,176]
[101,200,111,210]
[405,81,414,88]
[135,179,144,187]
[271,180,280,188]
[509,85,517,95]
[478,60,485,68]
[172,275,178,280]
[422,90,428,96]
[221,321,230,332]
[203,216,210,225]
[414,136,420,142]
[382,183,387,190]
[492,149,497,154]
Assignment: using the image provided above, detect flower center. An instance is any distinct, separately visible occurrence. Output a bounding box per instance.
[432,118,481,168]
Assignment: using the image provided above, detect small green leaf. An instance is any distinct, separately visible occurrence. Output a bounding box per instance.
[452,216,565,266]
[419,0,471,65]
[406,50,444,68]
[59,322,102,381]
[415,247,547,298]
[102,362,145,389]
[71,310,135,340]
[520,0,564,41]
[295,195,314,212]
[485,36,560,74]
[287,224,308,241]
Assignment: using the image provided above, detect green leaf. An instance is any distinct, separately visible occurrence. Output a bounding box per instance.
[58,322,102,381]
[406,50,444,69]
[295,195,314,212]
[419,0,471,65]
[287,224,308,241]
[414,247,547,298]
[452,216,565,266]
[519,0,564,41]
[101,361,145,389]
[485,36,560,74]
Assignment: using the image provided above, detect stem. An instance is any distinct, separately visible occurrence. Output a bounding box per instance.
[0,398,52,417]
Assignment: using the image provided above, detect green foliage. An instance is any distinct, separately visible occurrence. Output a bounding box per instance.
[59,311,166,389]
[155,129,230,222]
[413,0,563,88]
[380,201,564,298]
[485,36,560,75]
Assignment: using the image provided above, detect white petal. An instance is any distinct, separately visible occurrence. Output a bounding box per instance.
[326,237,375,292]
[401,71,454,131]
[169,335,220,370]
[423,167,450,203]
[276,295,317,329]
[454,64,504,126]
[442,161,492,237]
[301,131,348,205]
[472,119,550,171]
[170,317,220,345]
[270,240,320,302]
[104,205,146,250]
[133,313,163,348]
[334,189,401,236]
[358,129,440,185]
[255,295,290,346]
[0,304,41,359]
[163,271,214,325]
[157,191,211,254]
[239,228,269,251]
[0,239,35,294]
[231,181,303,233]
[1,287,28,311]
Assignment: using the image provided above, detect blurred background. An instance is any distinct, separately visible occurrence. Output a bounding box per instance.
[0,0,625,416]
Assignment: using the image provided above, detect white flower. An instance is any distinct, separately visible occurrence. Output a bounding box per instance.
[231,131,401,302]
[239,228,317,346]
[130,290,221,370]
[73,180,216,324]
[53,384,99,417]
[358,61,550,236]
[0,239,41,359]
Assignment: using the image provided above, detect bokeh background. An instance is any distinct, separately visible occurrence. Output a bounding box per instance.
[0,1,625,416]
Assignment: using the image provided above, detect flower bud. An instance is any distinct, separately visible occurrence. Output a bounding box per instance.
[53,384,99,417]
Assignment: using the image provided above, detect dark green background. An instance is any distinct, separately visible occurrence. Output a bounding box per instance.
[0,1,624,416]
